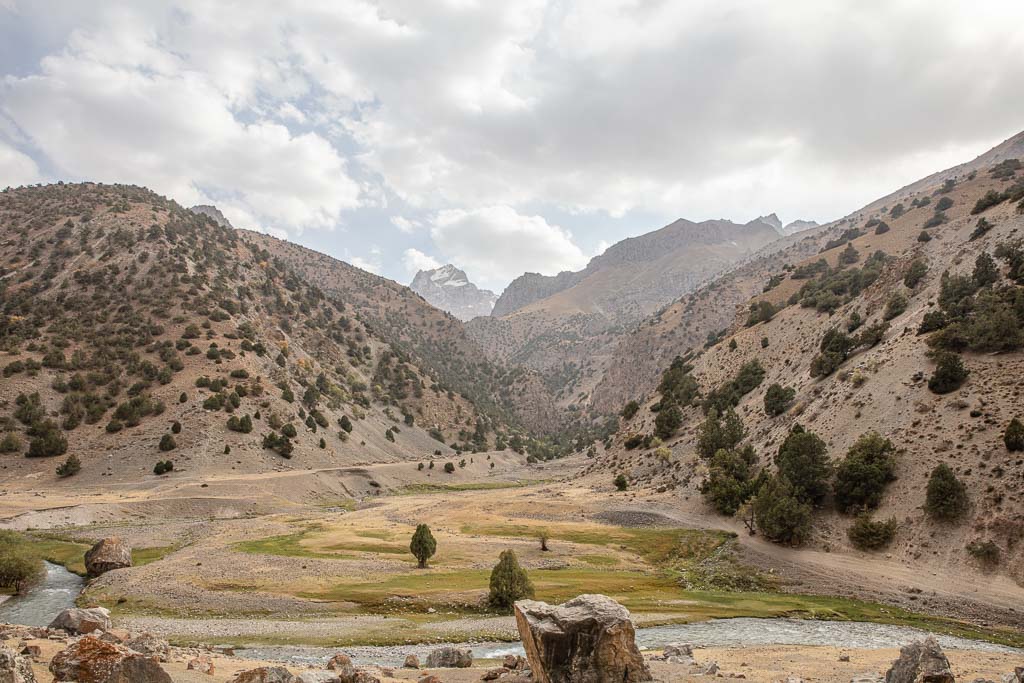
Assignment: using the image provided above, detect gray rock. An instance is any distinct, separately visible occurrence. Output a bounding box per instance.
[124,633,170,662]
[703,661,720,675]
[84,537,133,577]
[403,654,420,669]
[663,643,693,658]
[514,593,652,683]
[0,646,37,683]
[230,666,296,683]
[425,646,473,668]
[48,607,112,635]
[851,675,884,683]
[884,637,954,683]
[295,672,342,683]
[49,636,171,683]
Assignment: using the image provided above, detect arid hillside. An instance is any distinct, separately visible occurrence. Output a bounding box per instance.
[0,183,516,489]
[592,142,1024,595]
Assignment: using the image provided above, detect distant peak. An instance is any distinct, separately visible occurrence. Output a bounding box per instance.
[189,204,233,229]
[755,213,783,231]
[410,264,496,320]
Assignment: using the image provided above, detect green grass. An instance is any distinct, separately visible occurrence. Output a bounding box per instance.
[395,481,531,495]
[22,535,176,576]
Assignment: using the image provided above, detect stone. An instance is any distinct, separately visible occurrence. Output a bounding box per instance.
[425,646,473,668]
[851,675,884,683]
[703,661,720,675]
[515,594,652,683]
[664,644,693,658]
[187,656,215,675]
[84,537,133,577]
[18,645,41,658]
[0,646,37,683]
[124,633,170,662]
[49,636,171,683]
[417,676,442,683]
[884,637,954,683]
[483,668,509,681]
[230,667,296,683]
[403,654,420,669]
[503,654,527,670]
[839,655,851,662]
[295,673,342,683]
[327,654,355,676]
[48,607,112,635]
[352,672,380,683]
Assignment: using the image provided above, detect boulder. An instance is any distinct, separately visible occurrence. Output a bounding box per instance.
[1002,670,1024,683]
[503,654,527,670]
[352,673,380,683]
[187,656,215,675]
[403,654,420,669]
[295,673,342,683]
[124,633,170,662]
[425,646,473,668]
[482,668,508,681]
[327,654,355,676]
[663,643,693,659]
[84,537,133,577]
[230,667,296,683]
[49,636,171,683]
[0,646,37,683]
[514,594,652,683]
[884,637,954,683]
[48,607,112,635]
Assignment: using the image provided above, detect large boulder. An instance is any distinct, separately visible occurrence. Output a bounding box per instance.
[230,667,296,683]
[514,594,652,683]
[0,645,37,683]
[48,607,112,634]
[49,636,171,683]
[425,646,473,668]
[884,637,955,683]
[85,537,132,577]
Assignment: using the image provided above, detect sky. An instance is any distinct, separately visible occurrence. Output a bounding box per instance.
[2,1,1023,293]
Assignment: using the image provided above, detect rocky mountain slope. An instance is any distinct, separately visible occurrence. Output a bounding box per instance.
[588,134,1024,594]
[409,264,496,321]
[468,215,804,409]
[0,183,523,489]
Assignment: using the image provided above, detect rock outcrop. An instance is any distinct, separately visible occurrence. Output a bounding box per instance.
[49,636,171,683]
[884,637,955,683]
[84,537,132,577]
[48,607,112,635]
[124,633,170,662]
[425,646,473,668]
[514,594,652,683]
[0,646,37,682]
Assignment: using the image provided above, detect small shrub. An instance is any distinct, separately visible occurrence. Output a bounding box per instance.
[614,474,628,491]
[621,400,640,420]
[56,454,81,478]
[764,384,796,417]
[917,230,932,242]
[924,463,968,522]
[409,523,436,568]
[847,514,897,550]
[966,539,1000,566]
[1004,418,1024,451]
[928,351,968,394]
[883,293,907,321]
[903,260,927,288]
[158,434,177,451]
[153,460,174,475]
[833,432,897,513]
[444,462,455,474]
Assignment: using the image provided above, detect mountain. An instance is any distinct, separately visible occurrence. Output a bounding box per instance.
[0,183,530,488]
[586,133,1024,595]
[409,264,497,321]
[467,215,794,409]
[782,219,819,235]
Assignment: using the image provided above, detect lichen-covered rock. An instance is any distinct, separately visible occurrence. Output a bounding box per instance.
[884,637,955,683]
[84,537,132,577]
[49,636,171,683]
[48,607,112,635]
[0,645,37,683]
[403,654,420,669]
[425,646,473,668]
[230,666,296,683]
[514,594,652,683]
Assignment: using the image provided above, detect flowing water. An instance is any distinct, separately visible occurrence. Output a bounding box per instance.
[3,566,1021,669]
[236,618,1023,668]
[0,561,84,627]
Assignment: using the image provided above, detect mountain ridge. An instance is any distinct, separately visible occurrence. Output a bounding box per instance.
[409,264,497,321]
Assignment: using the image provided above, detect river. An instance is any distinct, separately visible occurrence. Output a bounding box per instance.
[0,561,84,627]
[2,564,1020,669]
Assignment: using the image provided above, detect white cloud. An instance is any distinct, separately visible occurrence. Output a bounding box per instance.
[430,205,587,289]
[350,255,381,274]
[0,140,42,187]
[402,248,441,275]
[391,216,420,233]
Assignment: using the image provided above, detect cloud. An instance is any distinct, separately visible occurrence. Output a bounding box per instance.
[0,140,41,187]
[349,255,381,274]
[430,205,588,289]
[391,216,420,234]
[402,248,441,275]
[1,5,361,234]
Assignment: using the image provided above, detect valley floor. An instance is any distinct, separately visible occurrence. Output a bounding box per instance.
[1,451,1022,650]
